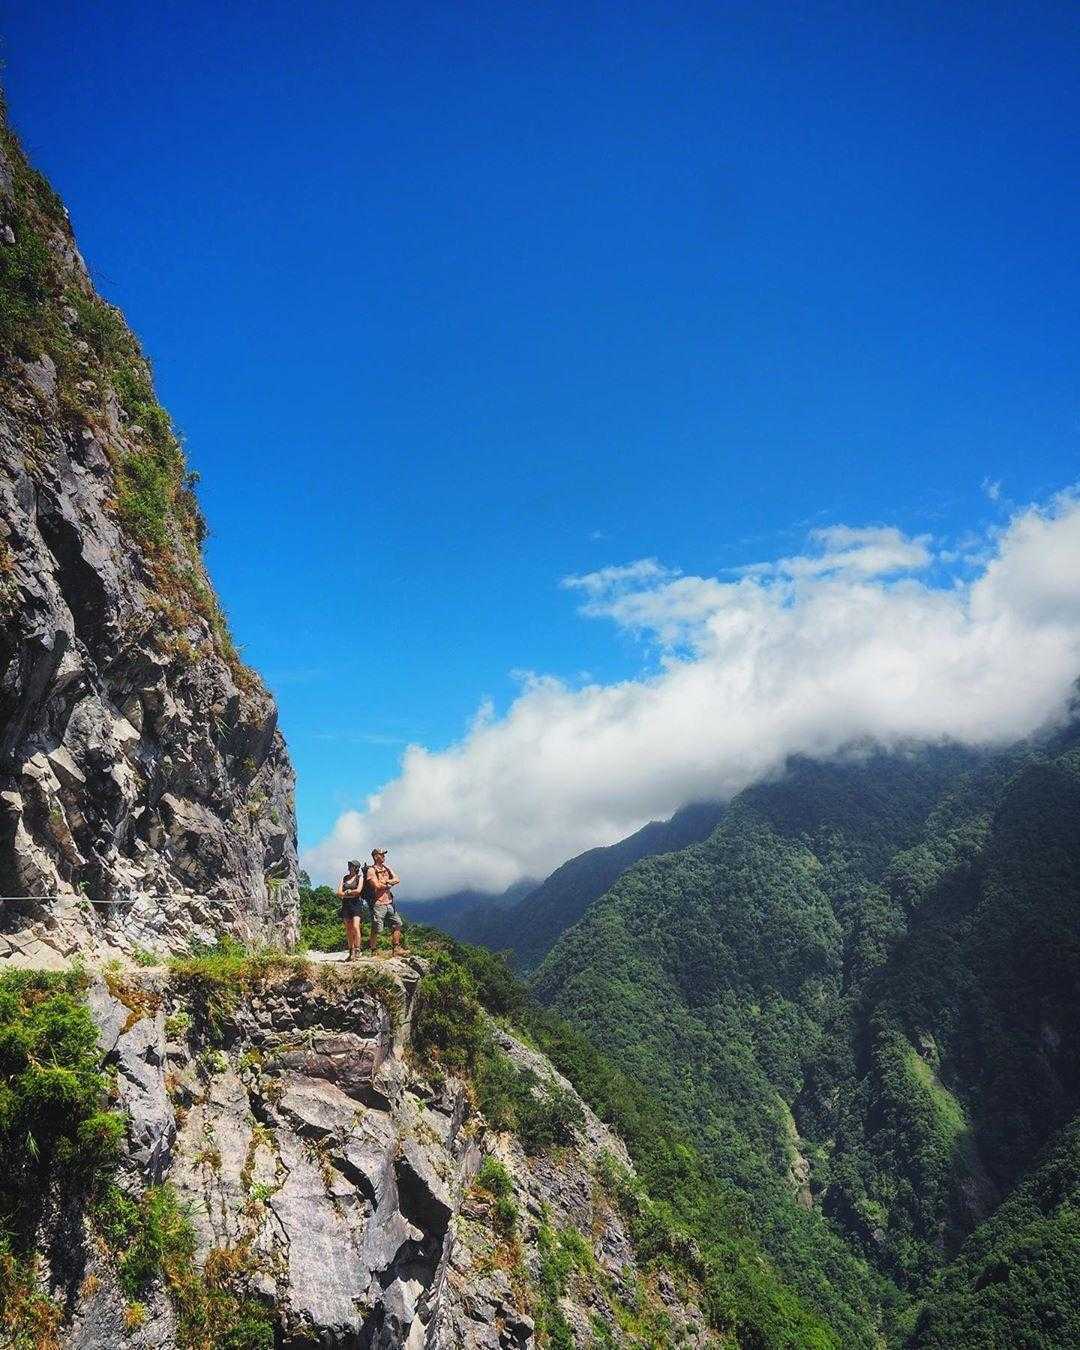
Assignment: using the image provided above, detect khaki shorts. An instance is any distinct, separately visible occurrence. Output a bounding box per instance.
[368,901,401,934]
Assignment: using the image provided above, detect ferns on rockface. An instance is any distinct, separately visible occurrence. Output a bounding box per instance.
[0,970,122,1198]
[0,969,124,1346]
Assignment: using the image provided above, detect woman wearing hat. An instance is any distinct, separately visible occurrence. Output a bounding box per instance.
[337,860,367,962]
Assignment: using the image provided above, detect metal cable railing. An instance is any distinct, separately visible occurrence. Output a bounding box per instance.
[0,894,136,906]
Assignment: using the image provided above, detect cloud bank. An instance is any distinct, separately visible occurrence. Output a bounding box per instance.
[304,493,1080,896]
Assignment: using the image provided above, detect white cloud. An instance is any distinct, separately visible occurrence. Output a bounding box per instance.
[983,477,1003,502]
[562,557,676,596]
[567,570,730,647]
[737,524,934,581]
[304,493,1080,897]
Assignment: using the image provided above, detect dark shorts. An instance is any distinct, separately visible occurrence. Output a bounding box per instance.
[340,897,365,920]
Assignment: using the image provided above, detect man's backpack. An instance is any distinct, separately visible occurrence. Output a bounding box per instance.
[360,864,379,901]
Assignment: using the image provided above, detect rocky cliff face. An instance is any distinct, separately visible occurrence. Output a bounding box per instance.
[0,103,299,963]
[37,954,713,1348]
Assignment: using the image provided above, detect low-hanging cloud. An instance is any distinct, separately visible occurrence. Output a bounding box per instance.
[304,492,1080,897]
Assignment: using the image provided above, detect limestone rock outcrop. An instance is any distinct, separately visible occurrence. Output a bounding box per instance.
[39,955,714,1348]
[0,104,299,962]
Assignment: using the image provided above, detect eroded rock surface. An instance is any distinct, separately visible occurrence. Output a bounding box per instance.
[0,113,299,964]
[40,956,717,1348]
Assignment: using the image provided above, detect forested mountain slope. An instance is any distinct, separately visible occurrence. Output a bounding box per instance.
[420,800,726,970]
[531,724,1080,1345]
[407,876,536,946]
[910,1116,1080,1346]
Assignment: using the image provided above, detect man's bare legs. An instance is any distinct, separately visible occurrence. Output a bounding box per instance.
[368,912,409,957]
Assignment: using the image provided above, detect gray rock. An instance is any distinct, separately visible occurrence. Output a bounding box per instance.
[338,1119,397,1204]
[0,149,301,956]
[22,354,57,403]
[86,973,128,1056]
[276,1073,361,1137]
[110,990,176,1184]
[84,975,177,1207]
[398,1136,454,1235]
[47,745,87,788]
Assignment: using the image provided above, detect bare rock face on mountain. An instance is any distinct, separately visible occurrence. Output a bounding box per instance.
[0,105,299,959]
[42,956,713,1349]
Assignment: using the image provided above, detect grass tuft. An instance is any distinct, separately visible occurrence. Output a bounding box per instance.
[167,939,302,1043]
[94,1183,273,1349]
[474,1156,518,1237]
[0,1248,63,1350]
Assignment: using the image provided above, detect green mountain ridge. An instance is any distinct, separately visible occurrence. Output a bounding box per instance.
[415,799,728,969]
[518,721,1080,1344]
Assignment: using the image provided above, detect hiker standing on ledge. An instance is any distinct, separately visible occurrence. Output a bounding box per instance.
[365,848,407,957]
[338,860,366,962]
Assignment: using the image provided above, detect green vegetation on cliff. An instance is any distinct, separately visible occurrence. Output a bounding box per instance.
[93,1182,274,1349]
[0,968,273,1350]
[521,724,1080,1345]
[0,969,122,1347]
[0,95,198,551]
[0,969,122,1184]
[304,882,845,1347]
[0,91,249,681]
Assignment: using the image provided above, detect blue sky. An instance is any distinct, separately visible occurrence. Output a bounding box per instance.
[4,2,1079,872]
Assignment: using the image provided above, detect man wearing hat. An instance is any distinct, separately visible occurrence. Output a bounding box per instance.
[366,848,406,957]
